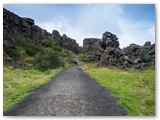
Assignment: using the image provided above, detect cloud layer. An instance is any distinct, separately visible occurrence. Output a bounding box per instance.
[37,5,155,48]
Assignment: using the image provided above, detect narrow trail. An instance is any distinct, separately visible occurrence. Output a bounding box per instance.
[4,64,127,116]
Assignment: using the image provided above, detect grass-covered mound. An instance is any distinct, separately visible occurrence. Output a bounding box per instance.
[82,63,155,116]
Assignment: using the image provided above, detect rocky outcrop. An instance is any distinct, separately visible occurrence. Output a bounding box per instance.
[3,8,51,47]
[83,38,101,54]
[3,8,81,53]
[123,44,142,60]
[52,30,81,53]
[123,41,155,65]
[3,8,155,69]
[3,35,15,48]
[101,31,119,49]
[98,32,132,68]
[52,30,62,46]
[83,31,155,69]
[3,56,25,68]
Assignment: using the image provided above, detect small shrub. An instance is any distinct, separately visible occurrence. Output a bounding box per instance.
[54,46,62,52]
[42,36,55,48]
[25,42,44,56]
[139,51,152,63]
[34,51,64,71]
[5,48,20,60]
[12,33,26,47]
[12,33,44,56]
[79,54,94,63]
[47,37,55,48]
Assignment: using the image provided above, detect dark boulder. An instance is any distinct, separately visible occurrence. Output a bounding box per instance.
[83,38,101,54]
[143,41,151,47]
[3,56,25,68]
[101,31,119,49]
[23,18,34,26]
[3,8,51,43]
[52,30,62,46]
[61,34,81,53]
[83,31,155,69]
[4,35,15,48]
[52,30,81,53]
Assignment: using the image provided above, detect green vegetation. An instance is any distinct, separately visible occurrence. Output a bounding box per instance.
[79,54,94,63]
[139,51,152,63]
[42,36,55,48]
[12,33,44,56]
[3,33,77,112]
[34,51,64,71]
[3,66,63,112]
[82,63,155,116]
[5,33,76,71]
[4,48,20,60]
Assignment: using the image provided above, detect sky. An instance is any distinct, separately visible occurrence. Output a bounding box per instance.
[3,4,155,48]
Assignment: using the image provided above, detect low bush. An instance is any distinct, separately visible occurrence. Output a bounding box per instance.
[34,51,64,71]
[79,54,94,63]
[41,36,55,48]
[5,48,20,60]
[7,33,75,70]
[25,42,44,56]
[12,33,44,56]
[139,51,152,63]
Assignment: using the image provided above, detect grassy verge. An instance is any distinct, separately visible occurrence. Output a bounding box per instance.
[82,63,155,116]
[3,33,77,112]
[3,66,64,112]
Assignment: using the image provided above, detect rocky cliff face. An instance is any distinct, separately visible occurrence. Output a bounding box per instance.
[83,38,101,54]
[3,8,51,48]
[3,8,81,53]
[52,30,81,53]
[3,8,155,69]
[123,42,155,67]
[83,31,155,69]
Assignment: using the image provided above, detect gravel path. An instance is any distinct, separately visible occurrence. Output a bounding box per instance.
[4,65,127,116]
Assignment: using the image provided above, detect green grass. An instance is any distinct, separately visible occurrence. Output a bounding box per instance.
[6,33,76,71]
[82,63,155,116]
[3,66,64,112]
[79,53,94,63]
[3,33,78,112]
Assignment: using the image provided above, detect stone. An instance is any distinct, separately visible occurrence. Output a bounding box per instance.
[123,42,155,65]
[123,44,142,61]
[52,30,62,46]
[61,34,81,53]
[52,31,81,53]
[101,31,119,48]
[3,8,81,54]
[123,55,129,61]
[143,41,151,47]
[83,31,155,69]
[3,56,25,68]
[123,61,129,68]
[135,63,143,69]
[23,18,34,25]
[4,38,15,48]
[83,38,101,54]
[133,58,141,64]
[3,8,51,43]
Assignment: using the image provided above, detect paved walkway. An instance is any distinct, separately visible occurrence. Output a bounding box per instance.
[4,65,127,116]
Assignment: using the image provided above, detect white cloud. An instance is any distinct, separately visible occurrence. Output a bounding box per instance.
[37,5,155,48]
[117,19,155,47]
